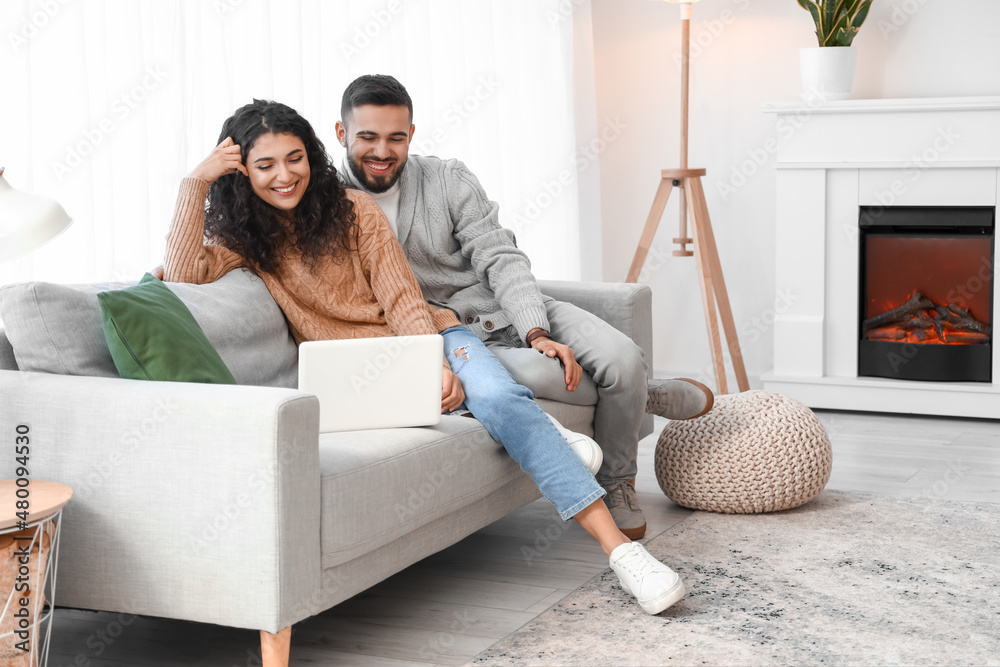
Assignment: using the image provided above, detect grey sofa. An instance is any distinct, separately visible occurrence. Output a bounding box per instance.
[0,269,652,663]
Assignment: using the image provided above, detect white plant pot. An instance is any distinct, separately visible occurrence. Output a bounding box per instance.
[800,46,857,102]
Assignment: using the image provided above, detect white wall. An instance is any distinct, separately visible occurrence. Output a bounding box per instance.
[590,0,1000,386]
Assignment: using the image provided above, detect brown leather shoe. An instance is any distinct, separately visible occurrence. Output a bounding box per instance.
[603,480,647,540]
[646,378,714,420]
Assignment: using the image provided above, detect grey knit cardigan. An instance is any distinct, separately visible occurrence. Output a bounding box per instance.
[342,154,551,344]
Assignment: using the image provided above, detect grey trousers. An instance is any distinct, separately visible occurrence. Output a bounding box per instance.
[485,299,647,485]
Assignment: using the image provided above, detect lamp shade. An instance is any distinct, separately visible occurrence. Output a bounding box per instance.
[0,168,72,261]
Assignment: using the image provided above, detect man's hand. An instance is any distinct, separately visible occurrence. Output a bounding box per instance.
[529,334,583,392]
[441,367,465,413]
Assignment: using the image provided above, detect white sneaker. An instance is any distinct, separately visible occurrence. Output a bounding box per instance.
[544,413,603,475]
[609,541,686,614]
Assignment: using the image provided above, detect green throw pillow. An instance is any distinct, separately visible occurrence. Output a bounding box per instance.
[97,273,236,384]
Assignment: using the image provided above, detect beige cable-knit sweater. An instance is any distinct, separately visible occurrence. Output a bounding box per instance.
[164,177,461,343]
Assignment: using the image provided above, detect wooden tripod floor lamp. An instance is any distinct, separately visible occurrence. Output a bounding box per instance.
[625,0,749,394]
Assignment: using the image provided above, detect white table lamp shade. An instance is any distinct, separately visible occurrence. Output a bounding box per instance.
[0,168,72,261]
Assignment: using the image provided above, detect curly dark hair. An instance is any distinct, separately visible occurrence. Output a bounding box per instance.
[204,99,356,273]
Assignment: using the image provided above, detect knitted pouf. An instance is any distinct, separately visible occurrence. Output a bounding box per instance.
[654,390,832,513]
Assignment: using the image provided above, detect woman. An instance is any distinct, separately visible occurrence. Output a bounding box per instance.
[164,99,685,615]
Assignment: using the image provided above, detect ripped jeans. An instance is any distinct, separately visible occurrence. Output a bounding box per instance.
[440,326,605,520]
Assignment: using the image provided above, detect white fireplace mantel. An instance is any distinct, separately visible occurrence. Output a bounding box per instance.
[760,96,1000,419]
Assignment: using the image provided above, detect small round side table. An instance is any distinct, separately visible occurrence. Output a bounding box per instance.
[0,481,73,667]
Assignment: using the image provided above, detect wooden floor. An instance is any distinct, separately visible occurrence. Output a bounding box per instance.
[45,410,1000,666]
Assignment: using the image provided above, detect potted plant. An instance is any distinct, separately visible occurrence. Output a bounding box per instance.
[797,0,874,101]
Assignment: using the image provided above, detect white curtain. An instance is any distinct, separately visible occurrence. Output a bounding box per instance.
[0,0,583,292]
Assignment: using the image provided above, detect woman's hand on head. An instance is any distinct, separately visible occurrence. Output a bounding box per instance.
[441,367,465,413]
[187,137,249,183]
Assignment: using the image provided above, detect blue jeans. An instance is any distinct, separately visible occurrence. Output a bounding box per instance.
[441,326,605,520]
[485,299,648,486]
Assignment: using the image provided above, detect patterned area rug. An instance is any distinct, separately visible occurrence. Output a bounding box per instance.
[468,491,1000,666]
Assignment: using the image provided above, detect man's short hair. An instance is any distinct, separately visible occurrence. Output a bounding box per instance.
[341,74,413,125]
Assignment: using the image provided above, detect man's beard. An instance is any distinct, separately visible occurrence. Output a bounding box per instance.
[347,153,404,194]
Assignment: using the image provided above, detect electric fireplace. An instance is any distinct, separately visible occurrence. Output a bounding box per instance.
[763,96,1000,418]
[858,206,994,383]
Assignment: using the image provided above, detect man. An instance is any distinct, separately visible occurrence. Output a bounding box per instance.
[335,75,713,539]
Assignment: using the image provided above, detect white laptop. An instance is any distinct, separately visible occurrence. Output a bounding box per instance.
[298,334,444,433]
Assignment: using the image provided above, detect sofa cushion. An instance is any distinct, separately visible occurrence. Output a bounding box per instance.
[0,269,297,387]
[318,416,524,569]
[98,273,237,384]
[317,403,594,570]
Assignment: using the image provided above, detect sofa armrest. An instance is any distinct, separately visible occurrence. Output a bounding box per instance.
[0,370,320,633]
[537,280,654,439]
[0,328,16,371]
[537,280,653,375]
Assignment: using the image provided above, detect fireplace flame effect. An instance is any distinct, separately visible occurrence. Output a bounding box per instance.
[863,292,990,345]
